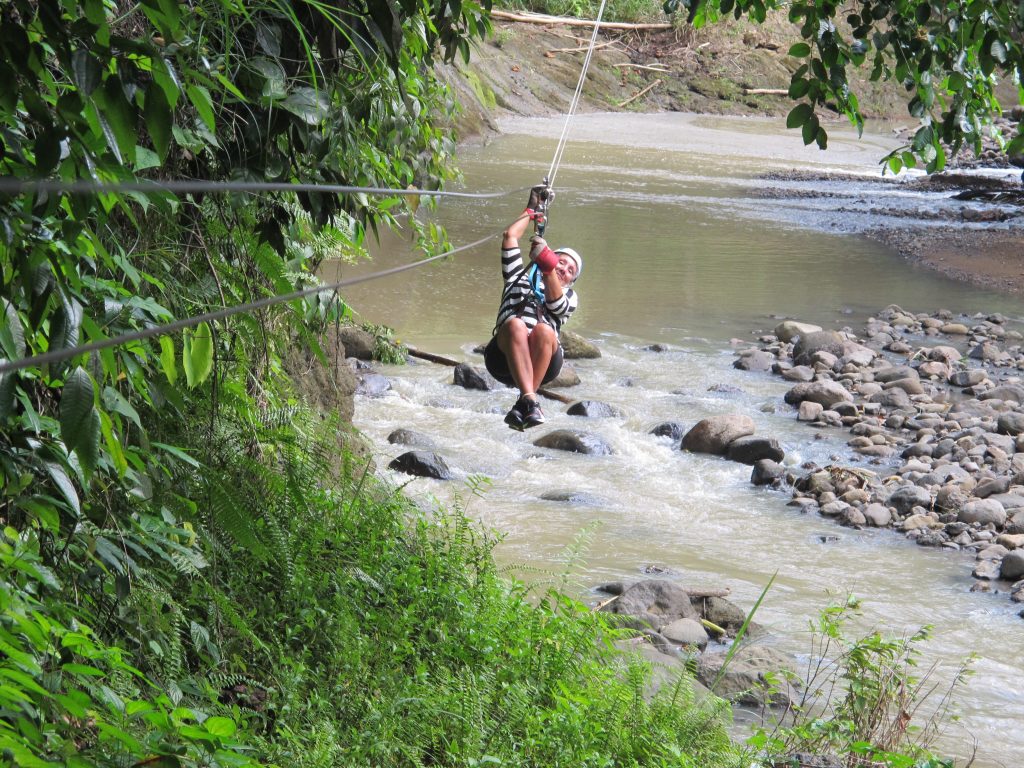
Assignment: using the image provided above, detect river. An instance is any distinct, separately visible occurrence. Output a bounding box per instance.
[328,113,1024,766]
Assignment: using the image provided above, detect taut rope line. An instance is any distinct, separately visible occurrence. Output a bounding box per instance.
[546,0,610,189]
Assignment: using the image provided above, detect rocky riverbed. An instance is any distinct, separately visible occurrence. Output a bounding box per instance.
[725,308,1024,612]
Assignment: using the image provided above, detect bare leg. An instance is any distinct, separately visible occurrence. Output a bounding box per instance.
[527,323,557,394]
[496,317,534,396]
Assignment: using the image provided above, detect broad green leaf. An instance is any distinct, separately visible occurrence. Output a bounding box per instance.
[187,85,216,131]
[76,410,102,476]
[152,442,200,468]
[134,145,161,170]
[0,363,15,420]
[183,322,213,388]
[43,462,80,516]
[788,42,811,57]
[49,296,83,353]
[16,498,61,534]
[60,367,96,455]
[786,103,813,129]
[71,49,102,96]
[100,409,128,476]
[280,88,329,125]
[204,716,237,738]
[96,77,138,164]
[0,298,25,358]
[159,335,177,385]
[145,85,172,161]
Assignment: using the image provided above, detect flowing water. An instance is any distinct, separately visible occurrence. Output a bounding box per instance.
[327,114,1024,766]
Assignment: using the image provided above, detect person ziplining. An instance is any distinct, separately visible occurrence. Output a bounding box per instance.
[484,184,583,430]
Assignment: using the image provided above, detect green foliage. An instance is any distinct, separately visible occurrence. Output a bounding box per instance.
[748,596,971,768]
[361,322,409,364]
[677,0,1024,172]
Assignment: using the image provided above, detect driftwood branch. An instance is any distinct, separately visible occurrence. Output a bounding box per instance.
[743,87,788,95]
[613,62,669,73]
[492,9,672,30]
[404,345,574,405]
[546,40,619,54]
[617,78,661,107]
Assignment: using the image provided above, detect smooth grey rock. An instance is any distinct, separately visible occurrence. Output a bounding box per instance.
[696,647,798,707]
[975,477,1011,498]
[547,363,581,388]
[797,401,824,421]
[606,579,698,630]
[959,499,1007,527]
[567,400,623,418]
[874,366,919,383]
[751,459,785,486]
[869,388,912,408]
[888,484,931,515]
[388,450,452,480]
[863,503,893,527]
[775,320,823,343]
[997,413,1024,436]
[700,596,749,636]
[387,428,436,450]
[784,380,853,408]
[660,618,709,650]
[453,362,496,391]
[950,370,986,387]
[650,421,686,442]
[560,330,601,359]
[682,414,756,455]
[534,429,612,455]
[734,350,775,371]
[727,436,784,465]
[1001,550,1024,580]
[782,365,815,382]
[355,372,391,397]
[793,331,846,366]
[979,385,1024,404]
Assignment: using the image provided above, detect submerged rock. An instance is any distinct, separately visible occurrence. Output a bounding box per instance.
[388,451,452,480]
[682,414,756,455]
[533,429,612,455]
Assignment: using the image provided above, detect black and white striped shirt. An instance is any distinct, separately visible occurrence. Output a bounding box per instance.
[495,246,578,335]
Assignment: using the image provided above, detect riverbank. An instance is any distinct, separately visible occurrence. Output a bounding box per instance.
[448,14,1024,294]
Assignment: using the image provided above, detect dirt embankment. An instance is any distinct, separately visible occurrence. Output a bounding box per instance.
[443,13,1024,294]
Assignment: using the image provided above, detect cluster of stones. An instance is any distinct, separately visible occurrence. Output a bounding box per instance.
[596,579,798,708]
[736,307,1024,612]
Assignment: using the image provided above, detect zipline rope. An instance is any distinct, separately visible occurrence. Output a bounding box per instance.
[0,215,531,377]
[546,0,610,189]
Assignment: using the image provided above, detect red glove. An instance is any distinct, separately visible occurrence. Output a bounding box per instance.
[530,235,558,274]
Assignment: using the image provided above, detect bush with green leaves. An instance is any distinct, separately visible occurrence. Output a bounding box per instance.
[747,596,971,768]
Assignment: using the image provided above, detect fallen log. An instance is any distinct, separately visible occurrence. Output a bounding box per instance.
[403,345,574,405]
[491,9,672,30]
[617,78,661,108]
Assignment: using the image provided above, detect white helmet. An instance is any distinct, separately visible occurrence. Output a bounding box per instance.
[554,247,582,281]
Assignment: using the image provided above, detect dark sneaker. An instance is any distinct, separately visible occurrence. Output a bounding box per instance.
[504,397,530,430]
[521,398,545,429]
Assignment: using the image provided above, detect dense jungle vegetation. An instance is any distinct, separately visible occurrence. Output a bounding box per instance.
[0,0,1007,765]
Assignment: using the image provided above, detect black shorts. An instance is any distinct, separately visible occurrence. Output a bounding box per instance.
[484,335,564,388]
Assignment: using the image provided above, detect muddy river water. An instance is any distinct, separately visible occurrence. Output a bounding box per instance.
[329,113,1024,766]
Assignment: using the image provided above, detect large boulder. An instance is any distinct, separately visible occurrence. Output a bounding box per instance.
[751,459,785,486]
[605,580,698,630]
[560,330,602,359]
[997,413,1024,436]
[734,350,775,371]
[774,320,823,343]
[726,436,784,465]
[534,429,612,455]
[1001,550,1024,580]
[453,362,497,391]
[388,451,452,480]
[682,414,756,455]
[696,646,799,707]
[958,499,1007,527]
[337,326,376,360]
[783,380,853,408]
[355,372,391,397]
[793,330,846,366]
[887,484,931,515]
[979,385,1024,404]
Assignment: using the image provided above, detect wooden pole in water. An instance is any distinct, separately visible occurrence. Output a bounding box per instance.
[403,345,575,405]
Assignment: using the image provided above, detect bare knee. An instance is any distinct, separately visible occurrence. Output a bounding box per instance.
[529,323,557,350]
[498,318,528,349]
